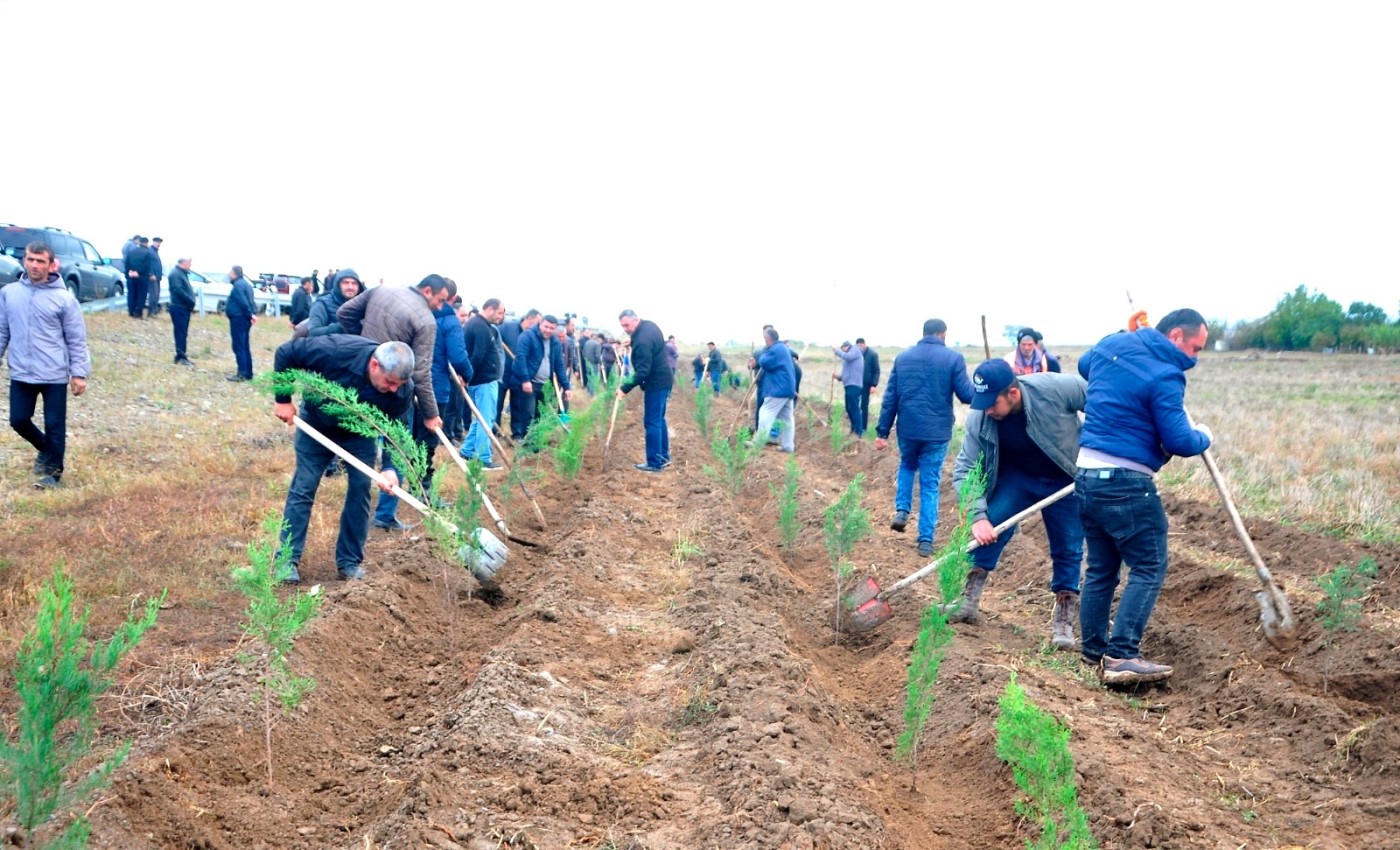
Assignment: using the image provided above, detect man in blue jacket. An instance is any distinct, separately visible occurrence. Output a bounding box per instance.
[875,319,974,557]
[0,242,91,488]
[225,265,258,381]
[747,327,796,453]
[431,280,472,454]
[1076,308,1212,686]
[497,309,539,434]
[509,314,568,442]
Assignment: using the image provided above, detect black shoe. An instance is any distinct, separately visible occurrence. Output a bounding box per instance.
[890,510,909,533]
[633,463,663,474]
[337,565,366,581]
[373,518,419,533]
[34,474,62,490]
[33,453,50,475]
[917,540,933,558]
[176,357,194,367]
[226,374,249,382]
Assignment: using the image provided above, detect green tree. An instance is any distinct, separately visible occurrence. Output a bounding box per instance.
[1257,286,1344,351]
[1345,301,1389,325]
[1,565,164,850]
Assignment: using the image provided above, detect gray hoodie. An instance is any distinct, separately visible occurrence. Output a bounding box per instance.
[0,273,91,384]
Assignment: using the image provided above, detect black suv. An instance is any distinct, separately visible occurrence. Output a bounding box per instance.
[0,225,125,301]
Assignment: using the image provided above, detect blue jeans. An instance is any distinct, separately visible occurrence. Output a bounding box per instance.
[462,382,498,463]
[10,380,68,473]
[228,315,253,378]
[279,427,377,571]
[971,469,1082,593]
[843,385,864,435]
[643,386,671,467]
[895,437,949,544]
[1076,469,1169,661]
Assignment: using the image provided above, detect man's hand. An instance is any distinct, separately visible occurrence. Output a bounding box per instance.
[250,315,258,325]
[972,519,998,546]
[423,416,443,433]
[869,384,877,394]
[521,382,533,394]
[70,377,87,397]
[562,389,571,402]
[1194,422,1214,446]
[274,402,295,423]
[128,269,139,279]
[615,387,626,399]
[874,437,888,450]
[378,469,400,494]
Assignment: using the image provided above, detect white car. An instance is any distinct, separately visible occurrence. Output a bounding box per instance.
[191,271,293,315]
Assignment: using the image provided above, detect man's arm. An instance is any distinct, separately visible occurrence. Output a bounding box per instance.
[1151,378,1210,458]
[951,354,974,404]
[62,299,91,383]
[950,413,990,524]
[411,321,439,420]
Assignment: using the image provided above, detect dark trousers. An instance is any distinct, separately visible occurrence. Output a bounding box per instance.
[843,384,864,435]
[509,383,536,439]
[10,380,68,475]
[859,384,873,434]
[147,277,162,315]
[279,428,377,571]
[127,278,148,317]
[229,315,253,378]
[170,307,192,361]
[970,469,1082,594]
[374,406,435,524]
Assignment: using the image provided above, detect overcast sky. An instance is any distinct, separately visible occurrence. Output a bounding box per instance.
[8,1,1398,347]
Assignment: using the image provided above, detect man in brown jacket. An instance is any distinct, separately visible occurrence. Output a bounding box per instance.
[337,274,452,531]
[337,275,450,433]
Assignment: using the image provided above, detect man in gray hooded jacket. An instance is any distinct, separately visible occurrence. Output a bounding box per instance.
[948,359,1086,649]
[0,242,91,488]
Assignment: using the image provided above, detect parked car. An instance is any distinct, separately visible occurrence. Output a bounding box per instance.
[0,225,126,302]
[0,251,21,287]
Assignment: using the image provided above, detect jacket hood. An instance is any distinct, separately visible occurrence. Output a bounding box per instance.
[433,302,457,320]
[329,268,365,305]
[1138,328,1198,372]
[26,273,63,288]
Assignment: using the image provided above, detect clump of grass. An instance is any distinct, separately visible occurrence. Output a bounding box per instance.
[672,534,704,566]
[705,428,763,496]
[233,515,322,787]
[675,681,719,728]
[996,673,1099,849]
[1314,557,1378,693]
[824,473,870,636]
[1,564,164,849]
[772,455,803,549]
[895,463,983,783]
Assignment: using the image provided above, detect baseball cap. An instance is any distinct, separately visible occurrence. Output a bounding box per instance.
[970,360,1015,411]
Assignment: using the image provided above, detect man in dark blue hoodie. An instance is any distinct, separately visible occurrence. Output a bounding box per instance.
[510,313,568,441]
[1076,308,1212,686]
[874,319,974,557]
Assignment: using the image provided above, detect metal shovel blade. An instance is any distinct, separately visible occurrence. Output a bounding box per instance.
[1256,580,1297,648]
[846,578,893,633]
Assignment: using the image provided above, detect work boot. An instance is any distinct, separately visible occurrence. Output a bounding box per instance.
[1051,591,1080,651]
[1101,656,1173,685]
[946,568,989,624]
[890,510,909,533]
[33,452,50,475]
[281,564,301,585]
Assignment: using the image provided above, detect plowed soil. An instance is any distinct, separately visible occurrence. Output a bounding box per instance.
[70,387,1400,849]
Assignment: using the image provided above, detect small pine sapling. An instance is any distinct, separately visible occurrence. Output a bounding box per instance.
[704,428,763,496]
[1314,557,1379,693]
[829,403,850,453]
[996,673,1099,850]
[693,383,713,440]
[672,533,704,566]
[771,455,803,549]
[553,397,595,479]
[824,473,870,636]
[0,564,164,850]
[895,464,984,782]
[232,515,323,787]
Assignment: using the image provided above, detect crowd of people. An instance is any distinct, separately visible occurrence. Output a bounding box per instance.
[0,239,1216,687]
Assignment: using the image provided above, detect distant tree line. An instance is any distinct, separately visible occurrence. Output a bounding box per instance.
[1220,286,1400,352]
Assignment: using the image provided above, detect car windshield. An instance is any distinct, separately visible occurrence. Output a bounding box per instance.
[0,227,42,255]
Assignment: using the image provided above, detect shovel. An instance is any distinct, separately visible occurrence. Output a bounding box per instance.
[433,427,541,548]
[846,483,1075,633]
[1189,410,1296,647]
[292,417,507,588]
[450,366,549,530]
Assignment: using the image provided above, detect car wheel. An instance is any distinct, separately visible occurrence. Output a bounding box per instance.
[114,281,124,297]
[67,278,81,301]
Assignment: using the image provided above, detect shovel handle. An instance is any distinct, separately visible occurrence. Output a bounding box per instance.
[433,426,513,540]
[291,416,460,535]
[880,482,1076,600]
[1185,409,1277,587]
[603,393,622,455]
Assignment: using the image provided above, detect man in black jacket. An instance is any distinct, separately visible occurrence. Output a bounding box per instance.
[289,277,314,328]
[125,237,154,318]
[272,336,415,583]
[461,298,505,467]
[497,308,540,432]
[617,309,674,472]
[859,338,880,437]
[168,258,197,366]
[147,237,164,316]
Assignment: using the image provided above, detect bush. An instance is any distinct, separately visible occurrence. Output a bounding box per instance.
[996,674,1098,849]
[1314,557,1378,693]
[1,565,164,849]
[705,428,763,496]
[772,456,802,549]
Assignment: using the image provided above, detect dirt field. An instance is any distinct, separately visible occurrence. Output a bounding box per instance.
[3,317,1398,849]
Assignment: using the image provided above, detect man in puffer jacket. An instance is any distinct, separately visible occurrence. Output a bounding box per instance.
[431,281,472,451]
[0,242,90,488]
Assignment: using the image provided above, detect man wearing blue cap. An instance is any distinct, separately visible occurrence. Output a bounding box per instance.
[948,360,1087,649]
